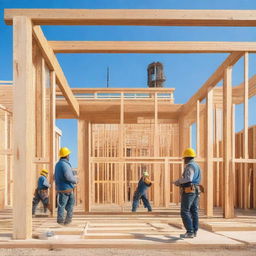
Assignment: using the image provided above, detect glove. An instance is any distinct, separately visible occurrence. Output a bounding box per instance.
[174,180,180,186]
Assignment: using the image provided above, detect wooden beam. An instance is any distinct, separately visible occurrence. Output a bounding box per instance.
[154,93,160,207]
[243,52,249,209]
[181,52,243,116]
[205,90,214,217]
[223,66,234,218]
[32,26,79,117]
[49,71,56,215]
[13,16,34,239]
[196,100,200,157]
[118,93,124,205]
[78,120,91,212]
[57,88,175,94]
[50,41,256,53]
[5,9,256,27]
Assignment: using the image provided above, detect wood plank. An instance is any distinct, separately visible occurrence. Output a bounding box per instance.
[49,71,56,215]
[32,26,79,117]
[196,100,200,157]
[205,89,214,217]
[181,52,243,116]
[78,120,90,212]
[5,9,256,27]
[50,41,256,53]
[57,88,175,94]
[223,66,234,218]
[153,93,160,207]
[243,53,249,209]
[13,16,34,239]
[118,93,124,204]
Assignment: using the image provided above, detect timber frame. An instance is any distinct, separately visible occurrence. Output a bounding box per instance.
[1,9,256,239]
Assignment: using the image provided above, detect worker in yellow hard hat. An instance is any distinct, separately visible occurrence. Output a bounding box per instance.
[32,169,51,216]
[54,147,77,225]
[132,168,152,212]
[174,148,202,239]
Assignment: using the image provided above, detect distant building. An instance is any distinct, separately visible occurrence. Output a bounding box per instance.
[147,62,166,88]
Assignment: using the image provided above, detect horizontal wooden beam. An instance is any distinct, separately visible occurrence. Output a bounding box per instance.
[181,52,243,115]
[5,9,256,26]
[50,41,256,53]
[57,88,175,94]
[33,25,79,118]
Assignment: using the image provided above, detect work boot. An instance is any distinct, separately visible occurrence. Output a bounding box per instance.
[180,232,194,239]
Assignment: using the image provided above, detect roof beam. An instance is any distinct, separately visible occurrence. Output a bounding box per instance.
[50,41,256,53]
[181,52,243,115]
[5,9,256,26]
[33,26,79,117]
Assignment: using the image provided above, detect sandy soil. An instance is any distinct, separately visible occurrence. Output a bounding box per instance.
[0,247,256,256]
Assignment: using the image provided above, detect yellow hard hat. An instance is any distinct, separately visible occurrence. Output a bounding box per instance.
[59,147,71,158]
[143,171,149,177]
[40,169,49,176]
[182,148,196,158]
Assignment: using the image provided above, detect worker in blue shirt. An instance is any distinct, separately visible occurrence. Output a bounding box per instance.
[174,148,202,239]
[132,171,152,212]
[32,169,51,215]
[54,147,77,225]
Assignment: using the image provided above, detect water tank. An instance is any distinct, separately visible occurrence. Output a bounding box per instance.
[147,62,166,88]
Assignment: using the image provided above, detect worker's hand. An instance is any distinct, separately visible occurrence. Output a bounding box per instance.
[173,180,180,186]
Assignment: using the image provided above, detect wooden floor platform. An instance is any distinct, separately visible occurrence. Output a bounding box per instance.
[0,207,256,248]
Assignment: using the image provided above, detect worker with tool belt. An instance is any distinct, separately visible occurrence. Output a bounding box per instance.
[32,169,51,216]
[54,147,77,225]
[174,148,202,238]
[132,170,152,212]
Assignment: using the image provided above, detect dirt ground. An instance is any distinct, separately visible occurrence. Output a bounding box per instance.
[0,247,256,256]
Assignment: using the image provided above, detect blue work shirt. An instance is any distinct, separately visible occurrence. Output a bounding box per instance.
[54,158,77,191]
[137,177,152,194]
[37,175,50,190]
[175,159,201,186]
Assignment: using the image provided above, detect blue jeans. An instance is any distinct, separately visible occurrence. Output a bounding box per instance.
[57,192,75,224]
[180,191,199,234]
[32,189,49,214]
[132,191,152,212]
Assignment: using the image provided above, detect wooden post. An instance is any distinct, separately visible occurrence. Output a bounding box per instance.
[4,111,8,207]
[196,100,200,158]
[206,89,214,216]
[223,66,234,218]
[78,119,91,212]
[118,93,124,204]
[243,52,249,209]
[154,93,160,207]
[49,71,56,215]
[164,158,170,207]
[13,16,34,239]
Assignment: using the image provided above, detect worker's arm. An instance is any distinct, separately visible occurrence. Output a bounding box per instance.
[174,166,194,186]
[63,164,77,184]
[144,177,152,186]
[43,177,51,188]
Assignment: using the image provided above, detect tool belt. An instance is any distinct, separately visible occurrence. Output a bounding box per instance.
[57,188,74,193]
[182,185,196,193]
[181,184,205,194]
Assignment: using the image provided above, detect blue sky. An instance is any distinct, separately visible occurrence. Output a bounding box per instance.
[1,0,256,166]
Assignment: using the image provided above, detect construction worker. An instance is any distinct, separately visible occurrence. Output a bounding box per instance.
[174,148,201,238]
[132,171,152,212]
[54,147,77,225]
[32,169,51,216]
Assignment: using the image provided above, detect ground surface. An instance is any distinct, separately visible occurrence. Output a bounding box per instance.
[0,247,256,256]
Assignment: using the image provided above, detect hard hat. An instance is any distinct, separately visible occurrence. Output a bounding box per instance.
[59,147,71,158]
[40,169,49,176]
[182,148,196,158]
[143,171,149,177]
